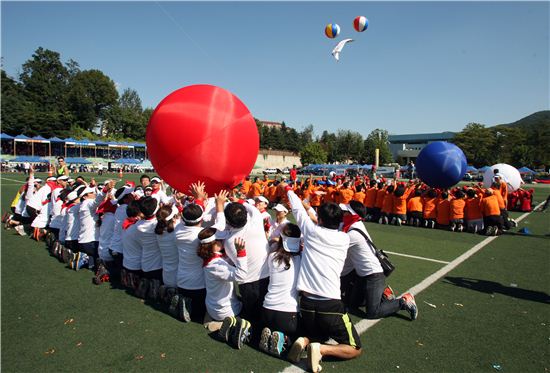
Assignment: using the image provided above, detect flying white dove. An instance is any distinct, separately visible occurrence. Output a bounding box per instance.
[331,38,354,61]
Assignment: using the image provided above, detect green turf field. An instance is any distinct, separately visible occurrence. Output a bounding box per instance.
[1,172,549,372]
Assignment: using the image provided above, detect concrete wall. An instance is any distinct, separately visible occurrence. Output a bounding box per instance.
[255,149,301,169]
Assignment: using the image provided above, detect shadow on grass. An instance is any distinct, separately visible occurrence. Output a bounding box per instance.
[444,276,550,304]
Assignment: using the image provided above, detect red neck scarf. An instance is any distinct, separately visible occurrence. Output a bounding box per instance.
[203,252,224,267]
[122,217,139,230]
[342,214,363,233]
[96,199,117,215]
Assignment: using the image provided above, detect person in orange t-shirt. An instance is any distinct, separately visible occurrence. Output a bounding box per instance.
[391,182,415,225]
[248,177,263,198]
[464,188,484,233]
[364,180,378,220]
[324,183,337,204]
[435,191,451,229]
[422,189,438,229]
[379,185,395,224]
[481,188,503,235]
[309,181,323,210]
[339,182,355,204]
[374,182,386,222]
[240,176,252,197]
[406,189,424,227]
[449,189,466,232]
[352,183,366,205]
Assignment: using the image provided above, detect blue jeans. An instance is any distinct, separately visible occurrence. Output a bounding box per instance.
[352,272,402,319]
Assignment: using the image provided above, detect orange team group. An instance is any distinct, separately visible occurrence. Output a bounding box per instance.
[240,172,523,236]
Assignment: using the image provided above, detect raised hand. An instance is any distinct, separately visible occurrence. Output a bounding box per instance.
[234,237,246,252]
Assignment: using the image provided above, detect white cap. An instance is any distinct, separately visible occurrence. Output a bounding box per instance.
[67,178,75,183]
[246,199,256,205]
[47,176,57,182]
[339,203,358,216]
[81,186,96,195]
[151,177,161,183]
[103,179,112,186]
[57,176,69,181]
[34,178,43,183]
[66,191,79,202]
[116,186,134,202]
[255,196,269,204]
[281,233,301,253]
[272,204,288,214]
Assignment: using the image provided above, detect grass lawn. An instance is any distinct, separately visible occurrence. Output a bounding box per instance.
[1,172,549,372]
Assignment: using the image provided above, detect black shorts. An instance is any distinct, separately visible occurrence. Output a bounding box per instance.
[261,307,300,338]
[178,287,207,322]
[49,228,60,240]
[65,240,79,252]
[408,211,423,220]
[299,296,361,349]
[12,213,22,222]
[142,268,163,281]
[238,277,269,322]
[25,206,38,222]
[79,241,99,257]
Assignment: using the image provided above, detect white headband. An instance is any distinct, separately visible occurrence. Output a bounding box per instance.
[199,235,217,244]
[165,205,179,222]
[182,204,204,224]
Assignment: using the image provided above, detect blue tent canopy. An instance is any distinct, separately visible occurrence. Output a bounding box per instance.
[9,156,47,163]
[64,157,91,164]
[14,134,31,141]
[466,165,478,172]
[1,133,14,140]
[48,137,65,143]
[114,158,141,165]
[518,167,535,174]
[478,166,491,172]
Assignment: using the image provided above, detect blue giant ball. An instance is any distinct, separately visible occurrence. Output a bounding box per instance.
[416,141,467,188]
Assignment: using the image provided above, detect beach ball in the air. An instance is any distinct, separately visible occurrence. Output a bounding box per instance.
[353,16,369,32]
[416,142,467,188]
[146,85,259,195]
[325,23,340,38]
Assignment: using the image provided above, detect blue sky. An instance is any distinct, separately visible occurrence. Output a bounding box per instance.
[2,1,548,137]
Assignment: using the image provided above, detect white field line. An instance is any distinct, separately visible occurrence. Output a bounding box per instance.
[281,201,545,373]
[384,251,450,264]
[0,176,25,184]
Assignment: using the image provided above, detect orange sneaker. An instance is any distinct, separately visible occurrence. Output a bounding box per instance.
[401,293,418,320]
[382,285,396,301]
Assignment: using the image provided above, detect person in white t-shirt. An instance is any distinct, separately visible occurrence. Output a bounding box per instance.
[259,223,302,358]
[268,204,290,247]
[134,196,163,300]
[155,204,179,289]
[255,195,271,237]
[121,200,143,291]
[150,177,171,205]
[199,227,251,350]
[340,200,417,321]
[280,182,361,373]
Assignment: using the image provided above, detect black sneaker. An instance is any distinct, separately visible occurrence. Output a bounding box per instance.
[177,296,192,322]
[259,327,271,354]
[229,317,251,349]
[217,316,237,342]
[168,294,180,318]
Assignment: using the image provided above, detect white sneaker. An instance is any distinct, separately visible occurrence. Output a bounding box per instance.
[15,225,27,236]
[287,337,306,363]
[307,342,322,373]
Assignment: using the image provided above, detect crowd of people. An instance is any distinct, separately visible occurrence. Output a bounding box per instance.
[3,159,536,372]
[3,159,426,373]
[240,171,528,236]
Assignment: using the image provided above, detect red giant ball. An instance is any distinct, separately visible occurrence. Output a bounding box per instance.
[146,85,259,195]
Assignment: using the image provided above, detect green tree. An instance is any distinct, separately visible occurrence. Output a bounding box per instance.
[319,130,337,163]
[334,130,364,163]
[20,47,70,112]
[363,129,392,164]
[452,123,496,167]
[300,142,327,165]
[104,88,147,139]
[68,69,118,131]
[1,70,37,135]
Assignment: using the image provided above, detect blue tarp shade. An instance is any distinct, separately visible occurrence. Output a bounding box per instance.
[64,157,91,164]
[64,137,77,144]
[0,133,14,140]
[9,156,47,163]
[14,134,31,141]
[48,137,65,143]
[32,135,50,143]
[518,167,535,174]
[132,143,146,148]
[114,158,141,165]
[466,166,478,172]
[478,166,491,172]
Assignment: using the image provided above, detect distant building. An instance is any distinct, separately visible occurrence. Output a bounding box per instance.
[388,132,456,163]
[259,120,283,129]
[255,149,301,169]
